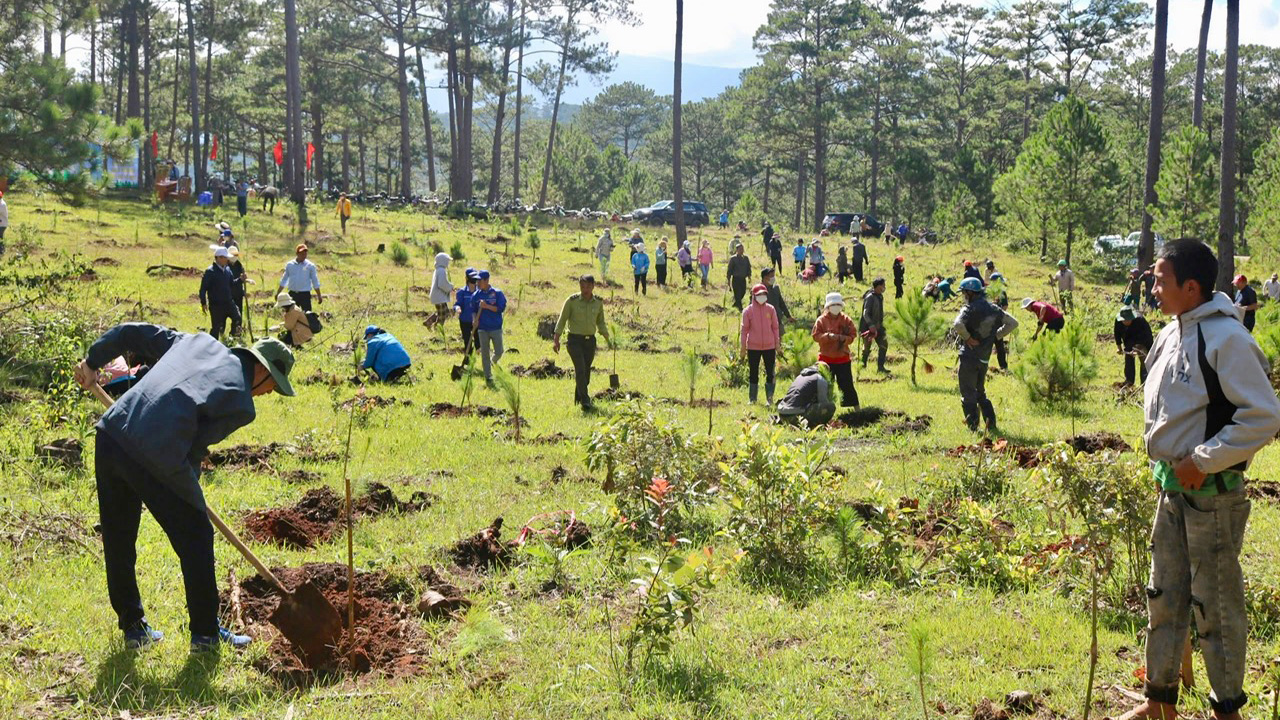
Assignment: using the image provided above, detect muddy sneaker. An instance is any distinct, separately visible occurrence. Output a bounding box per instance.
[124,620,163,650]
[190,627,252,653]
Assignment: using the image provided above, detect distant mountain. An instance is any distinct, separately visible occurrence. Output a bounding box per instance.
[561,54,745,104]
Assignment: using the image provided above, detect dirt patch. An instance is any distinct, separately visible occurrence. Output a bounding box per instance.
[428,402,506,419]
[449,518,513,570]
[702,303,730,314]
[1247,480,1280,502]
[92,256,121,267]
[224,562,424,684]
[511,359,568,378]
[280,469,322,484]
[206,442,284,471]
[34,438,82,469]
[415,566,470,619]
[836,407,903,428]
[514,511,593,550]
[883,414,932,433]
[146,264,200,277]
[330,341,356,356]
[1067,431,1132,454]
[689,398,728,409]
[972,699,1010,720]
[528,280,554,289]
[530,432,573,445]
[242,484,434,549]
[947,438,1041,469]
[594,388,644,401]
[536,316,558,340]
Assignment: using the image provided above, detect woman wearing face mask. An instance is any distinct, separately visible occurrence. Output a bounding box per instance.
[812,292,859,409]
[740,283,782,404]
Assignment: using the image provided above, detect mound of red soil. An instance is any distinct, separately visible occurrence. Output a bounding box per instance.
[243,484,434,549]
[947,438,1041,469]
[449,518,513,570]
[93,257,121,267]
[1067,431,1132,454]
[224,563,424,684]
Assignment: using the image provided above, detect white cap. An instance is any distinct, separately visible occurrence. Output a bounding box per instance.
[825,292,844,308]
[213,247,230,258]
[1021,297,1034,309]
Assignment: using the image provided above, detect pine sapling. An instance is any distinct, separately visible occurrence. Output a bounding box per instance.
[682,348,701,406]
[904,621,933,720]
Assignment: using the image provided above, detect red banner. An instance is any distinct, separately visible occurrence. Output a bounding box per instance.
[150,131,158,158]
[210,134,219,161]
[273,140,284,166]
[306,142,315,170]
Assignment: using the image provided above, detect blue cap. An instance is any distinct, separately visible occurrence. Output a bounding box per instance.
[989,272,1003,281]
[364,325,380,337]
[959,277,985,293]
[464,267,475,275]
[478,270,491,280]
[465,270,480,280]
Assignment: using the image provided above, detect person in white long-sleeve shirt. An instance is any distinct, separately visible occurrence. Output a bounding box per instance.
[0,190,8,255]
[278,243,322,311]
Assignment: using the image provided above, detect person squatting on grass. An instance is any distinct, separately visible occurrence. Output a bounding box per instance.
[455,268,480,359]
[274,292,313,348]
[1116,239,1280,720]
[429,252,454,321]
[595,229,614,280]
[727,244,752,310]
[74,324,296,652]
[776,362,836,427]
[1114,306,1153,387]
[552,275,610,409]
[199,246,241,340]
[812,292,859,409]
[951,277,1018,433]
[859,278,889,373]
[279,244,322,312]
[740,283,781,405]
[470,270,506,384]
[362,326,412,383]
[631,242,650,295]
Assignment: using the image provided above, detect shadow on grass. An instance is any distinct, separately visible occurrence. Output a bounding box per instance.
[85,647,270,713]
[640,655,731,711]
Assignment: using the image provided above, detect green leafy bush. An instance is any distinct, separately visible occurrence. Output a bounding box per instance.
[1012,322,1097,406]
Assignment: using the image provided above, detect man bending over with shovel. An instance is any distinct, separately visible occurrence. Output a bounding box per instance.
[74,323,296,652]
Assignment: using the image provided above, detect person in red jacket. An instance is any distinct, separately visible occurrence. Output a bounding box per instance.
[740,283,781,404]
[811,292,859,409]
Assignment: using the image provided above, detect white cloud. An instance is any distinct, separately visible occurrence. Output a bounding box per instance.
[596,0,1280,71]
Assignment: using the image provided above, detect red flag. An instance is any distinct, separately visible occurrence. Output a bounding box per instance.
[210,134,219,161]
[273,140,284,166]
[150,131,158,158]
[306,142,315,170]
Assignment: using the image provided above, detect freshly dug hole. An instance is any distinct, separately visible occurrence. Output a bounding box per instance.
[242,483,434,549]
[1066,431,1132,454]
[449,517,513,570]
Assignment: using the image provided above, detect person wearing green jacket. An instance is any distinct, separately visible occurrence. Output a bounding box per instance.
[552,275,610,408]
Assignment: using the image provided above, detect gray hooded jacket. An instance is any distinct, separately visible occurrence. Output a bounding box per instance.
[1144,292,1280,474]
[429,252,454,305]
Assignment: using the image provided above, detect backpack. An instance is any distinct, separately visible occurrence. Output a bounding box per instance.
[305,311,322,333]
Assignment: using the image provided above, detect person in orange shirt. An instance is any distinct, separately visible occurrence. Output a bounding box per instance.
[811,292,859,409]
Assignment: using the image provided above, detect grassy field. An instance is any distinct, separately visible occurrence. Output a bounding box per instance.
[2,189,1280,719]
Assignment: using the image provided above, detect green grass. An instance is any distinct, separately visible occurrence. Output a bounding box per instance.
[2,189,1279,718]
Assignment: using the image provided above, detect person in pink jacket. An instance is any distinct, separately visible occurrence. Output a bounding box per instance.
[697,240,714,289]
[740,283,782,404]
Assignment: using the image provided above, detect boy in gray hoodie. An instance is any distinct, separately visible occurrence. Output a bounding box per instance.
[1120,240,1280,720]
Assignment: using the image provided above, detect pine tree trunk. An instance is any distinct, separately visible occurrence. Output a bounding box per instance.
[813,85,826,231]
[869,70,882,215]
[201,15,212,186]
[395,5,412,198]
[342,129,350,192]
[512,0,526,200]
[487,0,517,205]
[184,0,202,192]
[414,48,437,193]
[1192,0,1212,129]
[1138,0,1168,270]
[311,99,324,190]
[672,0,687,248]
[538,21,573,208]
[1216,0,1239,292]
[284,0,305,211]
[141,0,153,187]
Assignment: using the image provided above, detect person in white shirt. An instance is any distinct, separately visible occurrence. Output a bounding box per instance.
[278,243,323,311]
[0,190,8,254]
[1052,259,1075,312]
[1263,273,1280,302]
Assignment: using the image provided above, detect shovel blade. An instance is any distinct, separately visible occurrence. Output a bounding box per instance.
[268,579,344,667]
[609,374,620,390]
[450,365,464,381]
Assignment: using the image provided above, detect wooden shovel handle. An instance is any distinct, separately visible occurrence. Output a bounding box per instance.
[87,379,289,596]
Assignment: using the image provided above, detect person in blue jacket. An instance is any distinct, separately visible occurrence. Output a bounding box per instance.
[469,270,507,384]
[938,276,957,302]
[454,268,479,359]
[199,246,240,340]
[362,326,412,383]
[631,242,650,295]
[73,324,295,652]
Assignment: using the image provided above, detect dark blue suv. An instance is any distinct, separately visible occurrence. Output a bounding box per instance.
[631,200,710,226]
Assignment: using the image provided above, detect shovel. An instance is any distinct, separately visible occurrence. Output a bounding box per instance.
[88,383,343,665]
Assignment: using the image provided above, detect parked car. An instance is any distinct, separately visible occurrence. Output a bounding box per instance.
[631,200,710,226]
[1093,231,1164,269]
[822,212,885,237]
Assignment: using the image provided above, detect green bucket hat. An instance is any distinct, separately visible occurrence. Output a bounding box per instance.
[233,338,296,397]
[1116,307,1137,323]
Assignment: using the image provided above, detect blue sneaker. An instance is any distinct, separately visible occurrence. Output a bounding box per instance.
[190,627,252,653]
[124,620,164,650]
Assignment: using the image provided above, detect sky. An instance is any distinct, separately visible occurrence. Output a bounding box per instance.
[597,0,1280,70]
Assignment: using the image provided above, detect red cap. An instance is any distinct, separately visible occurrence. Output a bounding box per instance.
[895,256,904,262]
[751,283,769,296]
[1234,274,1247,284]
[963,260,972,267]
